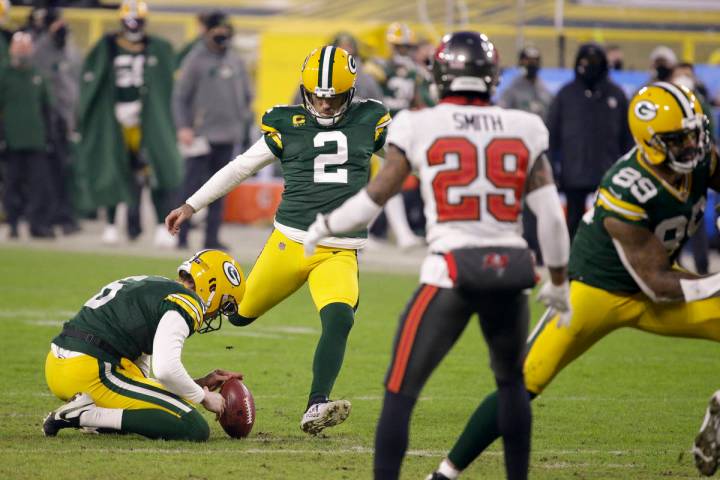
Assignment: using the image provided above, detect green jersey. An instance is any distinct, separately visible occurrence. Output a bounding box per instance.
[261,99,390,234]
[114,44,144,104]
[569,148,712,293]
[53,276,205,363]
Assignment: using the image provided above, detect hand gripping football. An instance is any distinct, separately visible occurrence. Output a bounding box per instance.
[219,378,255,438]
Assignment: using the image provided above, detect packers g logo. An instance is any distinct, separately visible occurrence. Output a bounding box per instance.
[223,261,241,286]
[634,100,658,121]
[348,54,357,74]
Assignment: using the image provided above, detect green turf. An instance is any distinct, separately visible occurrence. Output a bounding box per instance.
[0,246,715,479]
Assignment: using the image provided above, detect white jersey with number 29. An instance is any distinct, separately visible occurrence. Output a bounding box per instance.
[386,102,549,287]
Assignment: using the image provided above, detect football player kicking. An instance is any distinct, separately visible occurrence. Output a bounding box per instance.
[166,46,391,435]
[340,79,718,478]
[304,32,571,480]
[43,250,245,441]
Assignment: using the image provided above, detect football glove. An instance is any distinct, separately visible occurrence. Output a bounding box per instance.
[304,213,331,257]
[536,280,572,328]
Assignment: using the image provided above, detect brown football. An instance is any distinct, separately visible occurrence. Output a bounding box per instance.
[219,378,255,439]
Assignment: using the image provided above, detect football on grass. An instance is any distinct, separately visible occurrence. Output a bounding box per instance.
[219,378,255,438]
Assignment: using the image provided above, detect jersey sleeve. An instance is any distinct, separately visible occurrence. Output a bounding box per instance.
[594,182,650,227]
[385,109,412,154]
[260,107,285,158]
[162,292,205,335]
[373,108,392,152]
[523,113,549,170]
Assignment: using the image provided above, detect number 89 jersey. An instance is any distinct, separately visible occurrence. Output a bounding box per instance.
[386,103,549,252]
[569,148,713,293]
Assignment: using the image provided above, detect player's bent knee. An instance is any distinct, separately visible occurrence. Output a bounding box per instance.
[319,302,354,334]
[181,409,210,442]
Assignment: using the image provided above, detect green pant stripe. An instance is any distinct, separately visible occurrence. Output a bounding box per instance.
[109,363,187,403]
[96,361,191,415]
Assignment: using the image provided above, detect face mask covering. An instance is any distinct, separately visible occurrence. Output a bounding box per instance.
[212,33,229,48]
[53,25,67,49]
[122,18,145,43]
[673,75,695,92]
[655,65,673,81]
[525,64,539,80]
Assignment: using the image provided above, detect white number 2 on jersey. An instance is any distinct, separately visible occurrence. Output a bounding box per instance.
[313,131,348,184]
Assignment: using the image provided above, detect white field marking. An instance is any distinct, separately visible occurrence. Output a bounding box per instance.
[260,325,318,335]
[1,310,75,318]
[0,447,638,459]
[23,319,65,327]
[217,330,284,339]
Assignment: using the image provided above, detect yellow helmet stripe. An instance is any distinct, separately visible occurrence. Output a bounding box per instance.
[654,81,694,119]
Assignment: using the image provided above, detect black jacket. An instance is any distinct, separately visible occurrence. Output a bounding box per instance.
[548,74,633,191]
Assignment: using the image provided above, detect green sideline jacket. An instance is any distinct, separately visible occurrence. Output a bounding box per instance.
[74,33,182,211]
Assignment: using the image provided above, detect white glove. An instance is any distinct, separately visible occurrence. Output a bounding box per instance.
[536,280,572,328]
[304,213,331,257]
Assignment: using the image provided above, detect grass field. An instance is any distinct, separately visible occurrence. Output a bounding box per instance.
[0,246,716,479]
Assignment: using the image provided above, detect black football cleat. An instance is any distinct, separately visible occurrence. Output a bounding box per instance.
[425,472,451,480]
[43,392,95,437]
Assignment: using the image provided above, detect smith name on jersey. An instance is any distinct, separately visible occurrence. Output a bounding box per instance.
[261,99,390,237]
[53,276,206,363]
[570,147,714,293]
[387,102,549,254]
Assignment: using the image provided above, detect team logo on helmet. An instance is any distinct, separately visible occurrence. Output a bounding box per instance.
[634,100,658,121]
[347,55,357,74]
[223,261,241,286]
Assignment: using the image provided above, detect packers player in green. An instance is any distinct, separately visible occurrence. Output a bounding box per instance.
[416,82,720,480]
[43,250,246,441]
[166,45,391,435]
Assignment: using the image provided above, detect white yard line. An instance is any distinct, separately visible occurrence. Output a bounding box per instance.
[0,446,640,459]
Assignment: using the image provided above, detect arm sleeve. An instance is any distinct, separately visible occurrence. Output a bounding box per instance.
[385,110,412,154]
[526,184,570,267]
[186,137,276,211]
[172,57,197,129]
[152,310,205,404]
[134,353,152,377]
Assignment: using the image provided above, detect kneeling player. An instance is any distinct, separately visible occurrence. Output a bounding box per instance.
[400,83,720,478]
[43,250,245,441]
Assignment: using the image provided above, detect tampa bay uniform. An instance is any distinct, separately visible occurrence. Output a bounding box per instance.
[46,276,205,417]
[236,99,391,320]
[525,147,720,395]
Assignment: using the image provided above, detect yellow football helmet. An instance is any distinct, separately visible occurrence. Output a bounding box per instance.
[628,82,708,174]
[178,249,246,334]
[0,0,9,19]
[386,22,416,46]
[300,45,357,126]
[120,0,148,19]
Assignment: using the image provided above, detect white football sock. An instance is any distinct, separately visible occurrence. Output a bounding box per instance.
[79,406,123,430]
[438,458,460,479]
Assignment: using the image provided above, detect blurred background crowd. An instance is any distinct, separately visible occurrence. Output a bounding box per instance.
[1,0,720,273]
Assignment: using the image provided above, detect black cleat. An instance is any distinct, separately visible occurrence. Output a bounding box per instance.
[43,393,95,437]
[425,473,451,480]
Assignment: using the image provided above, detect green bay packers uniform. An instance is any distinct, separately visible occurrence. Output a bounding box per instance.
[261,100,390,235]
[238,99,390,321]
[45,276,208,438]
[525,148,720,394]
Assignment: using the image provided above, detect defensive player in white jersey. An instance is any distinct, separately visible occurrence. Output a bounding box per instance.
[304,32,571,480]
